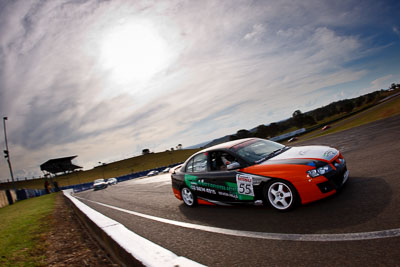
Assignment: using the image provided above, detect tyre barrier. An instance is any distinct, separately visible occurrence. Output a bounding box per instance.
[63,189,204,267]
[1,189,46,207]
[0,189,16,207]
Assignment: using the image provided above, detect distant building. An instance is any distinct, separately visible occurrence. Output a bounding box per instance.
[40,156,82,175]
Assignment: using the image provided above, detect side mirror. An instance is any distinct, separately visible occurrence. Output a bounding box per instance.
[227,162,241,170]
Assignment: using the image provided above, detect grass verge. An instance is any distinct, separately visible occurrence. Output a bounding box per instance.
[0,193,56,266]
[296,95,400,142]
[331,95,400,132]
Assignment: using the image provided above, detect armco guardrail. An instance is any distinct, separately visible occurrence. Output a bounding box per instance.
[63,189,205,267]
[270,128,306,142]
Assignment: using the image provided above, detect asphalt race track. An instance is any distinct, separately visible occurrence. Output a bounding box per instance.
[76,115,400,266]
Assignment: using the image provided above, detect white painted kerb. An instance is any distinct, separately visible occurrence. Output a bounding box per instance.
[63,189,204,267]
[77,195,400,242]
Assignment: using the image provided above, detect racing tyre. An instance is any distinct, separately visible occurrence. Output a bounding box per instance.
[264,180,298,211]
[181,187,197,207]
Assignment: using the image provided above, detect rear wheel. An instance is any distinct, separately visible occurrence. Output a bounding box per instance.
[264,180,298,211]
[181,187,197,207]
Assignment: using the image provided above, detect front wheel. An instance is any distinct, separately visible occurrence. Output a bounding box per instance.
[264,180,298,211]
[181,187,197,207]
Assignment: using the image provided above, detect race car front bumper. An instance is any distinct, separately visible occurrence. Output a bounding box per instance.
[317,165,349,193]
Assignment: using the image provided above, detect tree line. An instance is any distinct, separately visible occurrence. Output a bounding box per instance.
[229,84,399,141]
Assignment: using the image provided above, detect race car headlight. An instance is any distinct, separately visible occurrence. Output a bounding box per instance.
[307,165,333,178]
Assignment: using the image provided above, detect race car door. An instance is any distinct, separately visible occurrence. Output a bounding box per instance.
[184,151,255,203]
[206,150,254,202]
[184,152,217,200]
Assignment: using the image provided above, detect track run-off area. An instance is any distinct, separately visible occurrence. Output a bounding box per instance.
[76,115,400,266]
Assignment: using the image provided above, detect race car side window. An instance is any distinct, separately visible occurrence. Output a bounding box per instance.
[192,153,208,172]
[186,158,194,172]
[210,151,237,171]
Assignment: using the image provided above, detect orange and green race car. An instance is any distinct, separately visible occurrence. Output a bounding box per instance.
[171,137,349,211]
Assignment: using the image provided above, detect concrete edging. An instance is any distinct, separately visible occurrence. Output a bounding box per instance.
[63,189,204,267]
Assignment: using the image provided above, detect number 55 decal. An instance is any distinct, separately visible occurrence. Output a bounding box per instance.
[236,174,254,196]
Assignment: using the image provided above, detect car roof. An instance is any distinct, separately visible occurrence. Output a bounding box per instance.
[199,138,256,153]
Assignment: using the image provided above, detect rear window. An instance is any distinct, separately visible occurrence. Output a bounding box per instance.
[186,153,207,172]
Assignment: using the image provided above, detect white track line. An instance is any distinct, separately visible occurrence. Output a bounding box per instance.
[77,196,400,242]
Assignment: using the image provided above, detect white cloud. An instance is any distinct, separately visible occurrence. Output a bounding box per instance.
[244,24,266,41]
[371,75,394,88]
[393,26,400,38]
[354,74,395,95]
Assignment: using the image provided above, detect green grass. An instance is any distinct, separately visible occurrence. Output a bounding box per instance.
[331,96,400,132]
[298,95,400,141]
[0,193,56,266]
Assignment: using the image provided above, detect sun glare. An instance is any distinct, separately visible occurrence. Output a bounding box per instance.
[100,22,170,86]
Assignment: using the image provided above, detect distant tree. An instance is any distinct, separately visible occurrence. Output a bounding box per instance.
[230,129,252,140]
[355,96,365,107]
[254,124,270,138]
[326,103,338,116]
[228,88,394,146]
[341,100,355,113]
[291,109,316,127]
[278,118,293,132]
[366,92,376,103]
[303,115,316,126]
[311,107,326,121]
[313,114,323,122]
[292,110,302,117]
[236,129,251,139]
[268,123,280,136]
[292,110,305,128]
[176,144,183,150]
[142,149,150,155]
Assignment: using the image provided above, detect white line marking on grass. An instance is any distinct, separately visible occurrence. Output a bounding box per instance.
[76,196,400,242]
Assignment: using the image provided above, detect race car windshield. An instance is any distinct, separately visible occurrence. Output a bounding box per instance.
[230,139,286,164]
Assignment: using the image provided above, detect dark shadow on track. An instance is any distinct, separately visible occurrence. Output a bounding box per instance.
[177,176,392,234]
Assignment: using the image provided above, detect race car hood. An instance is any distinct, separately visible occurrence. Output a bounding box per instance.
[271,145,338,162]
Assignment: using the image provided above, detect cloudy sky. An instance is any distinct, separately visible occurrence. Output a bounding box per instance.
[1,0,400,181]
